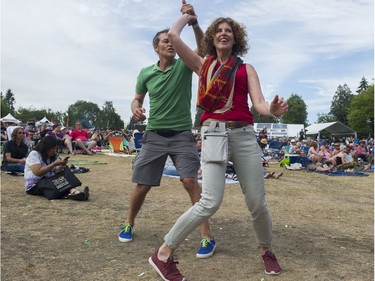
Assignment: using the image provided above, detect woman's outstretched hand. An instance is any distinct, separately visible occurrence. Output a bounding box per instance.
[270,95,288,117]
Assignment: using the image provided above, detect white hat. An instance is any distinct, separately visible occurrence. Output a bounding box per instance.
[291,139,296,143]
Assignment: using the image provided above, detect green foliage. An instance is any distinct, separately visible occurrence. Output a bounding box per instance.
[16,107,59,124]
[280,93,308,126]
[348,85,374,138]
[356,76,369,93]
[98,101,124,129]
[330,84,353,125]
[193,107,203,128]
[1,92,11,116]
[4,89,16,113]
[1,91,124,129]
[316,112,336,123]
[67,100,101,128]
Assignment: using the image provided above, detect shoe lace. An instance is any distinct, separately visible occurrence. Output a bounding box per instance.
[123,224,132,233]
[264,251,277,262]
[165,257,182,276]
[200,237,211,248]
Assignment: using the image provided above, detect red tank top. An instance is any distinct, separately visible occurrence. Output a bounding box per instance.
[200,63,254,124]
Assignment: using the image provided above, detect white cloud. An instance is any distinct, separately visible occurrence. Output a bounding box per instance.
[1,0,373,125]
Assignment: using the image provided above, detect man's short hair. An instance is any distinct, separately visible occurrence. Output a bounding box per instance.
[152,28,170,47]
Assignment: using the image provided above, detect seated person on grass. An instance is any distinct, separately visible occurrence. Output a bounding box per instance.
[46,123,75,155]
[1,127,29,173]
[70,122,97,155]
[356,140,372,163]
[333,144,371,172]
[307,140,324,163]
[24,136,89,201]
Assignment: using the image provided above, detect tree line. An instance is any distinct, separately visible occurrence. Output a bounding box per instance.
[1,76,374,138]
[1,92,124,130]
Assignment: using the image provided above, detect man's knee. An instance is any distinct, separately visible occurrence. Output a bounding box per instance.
[181,178,200,193]
[133,184,152,195]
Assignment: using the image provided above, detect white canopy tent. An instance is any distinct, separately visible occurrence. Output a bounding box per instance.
[305,122,357,142]
[35,116,54,127]
[0,113,21,124]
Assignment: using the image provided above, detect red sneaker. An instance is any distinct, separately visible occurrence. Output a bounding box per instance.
[262,251,281,275]
[149,250,186,281]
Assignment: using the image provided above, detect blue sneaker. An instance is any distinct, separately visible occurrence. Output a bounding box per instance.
[119,224,133,242]
[196,237,216,258]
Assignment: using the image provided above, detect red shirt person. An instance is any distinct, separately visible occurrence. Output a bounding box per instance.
[70,122,97,155]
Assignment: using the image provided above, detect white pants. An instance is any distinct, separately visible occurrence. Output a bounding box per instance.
[164,125,273,248]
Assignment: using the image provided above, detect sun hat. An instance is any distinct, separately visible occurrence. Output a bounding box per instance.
[291,139,296,143]
[339,144,347,151]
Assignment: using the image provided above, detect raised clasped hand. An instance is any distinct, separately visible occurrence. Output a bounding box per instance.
[181,0,197,25]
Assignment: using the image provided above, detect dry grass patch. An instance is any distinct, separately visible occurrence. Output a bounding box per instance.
[1,154,373,281]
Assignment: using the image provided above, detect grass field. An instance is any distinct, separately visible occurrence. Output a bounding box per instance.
[1,153,373,281]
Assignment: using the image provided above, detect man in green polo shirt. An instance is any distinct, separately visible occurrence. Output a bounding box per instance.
[118,2,216,259]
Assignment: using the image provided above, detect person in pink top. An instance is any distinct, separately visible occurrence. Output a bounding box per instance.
[148,12,288,280]
[70,122,97,155]
[356,140,372,163]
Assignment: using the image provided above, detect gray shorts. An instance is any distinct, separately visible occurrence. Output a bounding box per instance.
[132,130,200,186]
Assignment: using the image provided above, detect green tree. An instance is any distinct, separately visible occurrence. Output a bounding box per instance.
[193,107,203,129]
[4,89,16,113]
[316,112,336,123]
[98,101,124,129]
[67,100,101,128]
[280,93,308,125]
[330,84,353,125]
[1,92,11,116]
[356,76,369,94]
[348,85,374,138]
[54,111,69,126]
[16,107,59,124]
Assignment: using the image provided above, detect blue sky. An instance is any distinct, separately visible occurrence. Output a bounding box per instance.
[2,0,374,125]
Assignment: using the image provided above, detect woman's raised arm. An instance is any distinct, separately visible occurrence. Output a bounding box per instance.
[168,14,204,75]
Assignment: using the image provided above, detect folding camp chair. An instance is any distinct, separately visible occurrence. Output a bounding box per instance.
[133,132,143,153]
[109,136,126,153]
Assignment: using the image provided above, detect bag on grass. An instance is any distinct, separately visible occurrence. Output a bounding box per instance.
[202,121,228,163]
[37,166,82,200]
[279,157,290,167]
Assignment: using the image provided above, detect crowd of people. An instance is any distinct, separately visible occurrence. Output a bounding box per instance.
[258,128,374,172]
[1,120,139,202]
[1,120,138,156]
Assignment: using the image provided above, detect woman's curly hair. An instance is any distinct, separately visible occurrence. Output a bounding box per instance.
[202,17,249,57]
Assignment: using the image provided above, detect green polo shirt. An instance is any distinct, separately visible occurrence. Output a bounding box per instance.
[135,58,193,131]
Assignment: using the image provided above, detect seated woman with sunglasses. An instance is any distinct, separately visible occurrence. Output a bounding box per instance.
[1,127,29,174]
